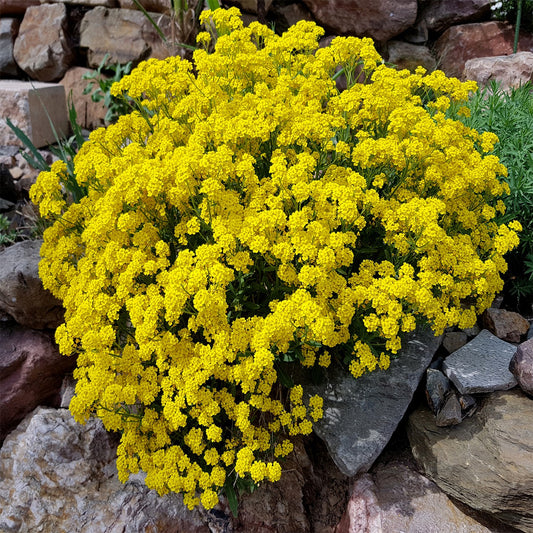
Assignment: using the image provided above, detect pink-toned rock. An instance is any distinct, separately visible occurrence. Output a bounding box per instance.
[482,307,530,344]
[464,51,533,89]
[59,67,107,130]
[80,6,175,67]
[13,3,74,82]
[509,338,533,397]
[0,325,75,442]
[0,18,19,77]
[386,41,437,72]
[435,21,533,79]
[420,0,492,33]
[301,0,417,41]
[0,0,39,15]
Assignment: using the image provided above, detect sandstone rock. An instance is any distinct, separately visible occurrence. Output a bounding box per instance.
[420,0,492,33]
[442,330,468,354]
[0,240,64,329]
[426,368,451,414]
[301,0,417,41]
[301,327,441,476]
[0,18,19,77]
[44,0,117,6]
[0,325,75,442]
[0,407,209,533]
[443,329,517,394]
[408,389,533,532]
[464,52,533,90]
[509,338,533,397]
[483,307,530,343]
[80,6,174,67]
[59,67,108,130]
[13,3,74,82]
[386,40,437,72]
[435,21,533,79]
[119,0,173,12]
[0,0,39,15]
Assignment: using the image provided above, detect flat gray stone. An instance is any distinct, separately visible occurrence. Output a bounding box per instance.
[442,329,517,394]
[303,328,441,477]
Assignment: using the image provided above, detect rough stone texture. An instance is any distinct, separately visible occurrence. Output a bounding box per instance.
[59,67,108,130]
[426,368,451,414]
[13,3,74,82]
[408,389,533,532]
[420,0,492,33]
[225,0,274,14]
[273,2,314,32]
[464,52,533,91]
[0,325,75,442]
[337,456,505,533]
[443,329,517,394]
[442,330,468,354]
[44,0,118,5]
[80,6,174,67]
[0,240,64,329]
[386,40,437,72]
[0,0,39,15]
[435,392,463,427]
[435,21,533,79]
[0,407,209,533]
[483,307,530,343]
[301,0,418,42]
[302,327,441,476]
[118,0,174,12]
[0,80,69,148]
[0,18,19,77]
[509,338,533,398]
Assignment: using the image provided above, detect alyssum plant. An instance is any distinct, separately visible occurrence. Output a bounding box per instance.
[31,8,520,512]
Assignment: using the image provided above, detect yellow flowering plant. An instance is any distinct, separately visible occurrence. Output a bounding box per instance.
[30,8,520,512]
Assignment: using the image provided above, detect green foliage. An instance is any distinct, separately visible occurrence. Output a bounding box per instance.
[0,213,17,248]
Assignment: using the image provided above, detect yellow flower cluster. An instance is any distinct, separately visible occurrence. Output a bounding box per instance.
[30,7,520,510]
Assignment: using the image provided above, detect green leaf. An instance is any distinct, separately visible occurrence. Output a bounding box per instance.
[5,118,50,172]
[206,0,221,10]
[224,480,239,518]
[131,0,167,42]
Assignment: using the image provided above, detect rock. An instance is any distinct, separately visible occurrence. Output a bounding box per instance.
[463,323,481,338]
[400,19,429,45]
[509,338,533,397]
[442,330,468,354]
[0,0,39,15]
[59,66,108,130]
[59,373,76,408]
[386,40,437,72]
[435,21,533,79]
[272,2,314,33]
[458,394,477,417]
[435,392,463,427]
[45,0,118,6]
[80,6,174,68]
[0,240,64,329]
[442,329,517,394]
[0,325,75,442]
[301,0,417,42]
[408,389,533,532]
[464,52,533,91]
[420,0,492,33]
[482,307,530,343]
[426,368,451,414]
[118,0,173,12]
[0,198,14,212]
[13,3,74,82]
[301,327,441,476]
[336,456,503,533]
[0,163,18,203]
[0,407,209,533]
[0,18,19,77]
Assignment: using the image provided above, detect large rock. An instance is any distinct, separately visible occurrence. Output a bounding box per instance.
[0,0,39,15]
[0,407,209,533]
[302,327,442,476]
[0,240,64,329]
[224,0,274,14]
[301,0,417,41]
[483,307,530,343]
[0,325,74,442]
[408,389,533,532]
[0,18,19,77]
[80,6,174,67]
[386,41,437,72]
[509,338,533,398]
[419,0,493,33]
[45,0,117,6]
[435,21,533,79]
[442,329,517,394]
[13,3,74,82]
[118,0,171,12]
[464,52,533,90]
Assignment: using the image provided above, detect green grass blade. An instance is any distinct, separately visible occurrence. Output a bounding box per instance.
[131,0,167,42]
[5,117,50,171]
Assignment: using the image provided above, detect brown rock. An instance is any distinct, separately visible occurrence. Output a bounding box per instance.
[272,2,314,33]
[13,3,74,82]
[386,41,437,72]
[0,240,64,329]
[224,0,274,14]
[45,0,117,6]
[59,67,107,130]
[301,0,417,41]
[420,0,492,33]
[118,0,171,13]
[0,18,19,77]
[0,325,75,442]
[435,21,533,79]
[80,6,175,67]
[0,0,39,15]
[435,392,463,427]
[463,51,533,90]
[442,330,468,354]
[509,338,533,397]
[482,307,530,343]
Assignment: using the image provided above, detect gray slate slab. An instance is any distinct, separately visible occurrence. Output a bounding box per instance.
[442,329,517,394]
[303,327,441,477]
